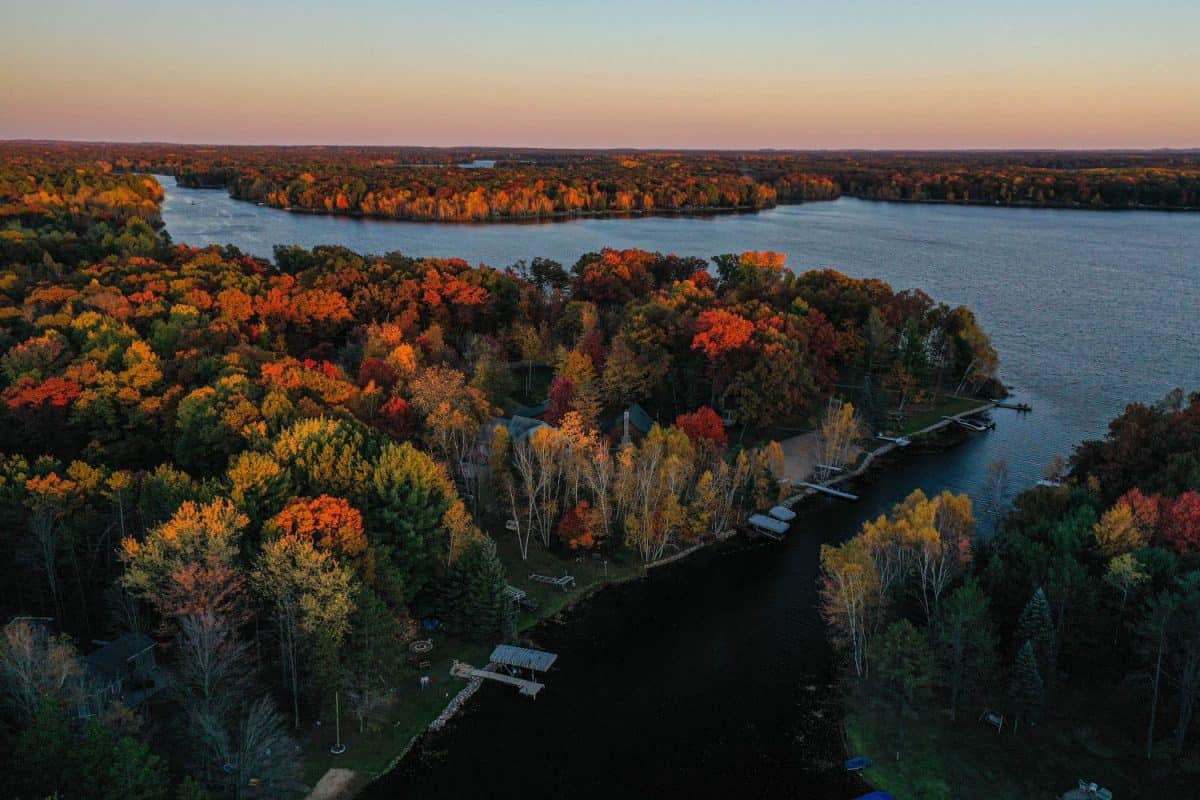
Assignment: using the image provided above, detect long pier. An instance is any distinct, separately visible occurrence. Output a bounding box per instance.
[779,401,996,511]
[451,660,545,698]
[791,481,859,501]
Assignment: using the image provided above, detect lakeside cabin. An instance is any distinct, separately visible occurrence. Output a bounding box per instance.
[78,633,159,718]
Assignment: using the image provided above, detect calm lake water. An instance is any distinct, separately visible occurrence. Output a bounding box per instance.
[159,178,1200,798]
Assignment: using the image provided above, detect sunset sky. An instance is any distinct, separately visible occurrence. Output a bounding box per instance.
[2,0,1197,149]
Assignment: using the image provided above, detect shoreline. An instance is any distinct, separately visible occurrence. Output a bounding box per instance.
[162,178,1200,229]
[781,400,995,509]
[323,399,995,799]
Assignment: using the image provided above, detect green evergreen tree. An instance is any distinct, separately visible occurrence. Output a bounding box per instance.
[898,318,931,383]
[106,734,170,800]
[872,619,935,745]
[177,776,216,800]
[12,698,72,797]
[368,441,454,601]
[932,578,997,719]
[1010,639,1045,727]
[1016,586,1056,688]
[435,539,513,641]
[62,720,169,800]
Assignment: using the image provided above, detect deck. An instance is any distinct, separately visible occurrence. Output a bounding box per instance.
[451,660,544,698]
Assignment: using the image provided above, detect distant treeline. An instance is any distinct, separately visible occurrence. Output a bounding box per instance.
[3,142,1199,222]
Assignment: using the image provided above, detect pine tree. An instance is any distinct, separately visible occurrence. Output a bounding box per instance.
[872,619,934,747]
[1010,639,1044,728]
[435,539,513,641]
[931,578,997,719]
[1016,586,1056,690]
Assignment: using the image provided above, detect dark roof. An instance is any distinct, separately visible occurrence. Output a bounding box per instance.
[83,633,155,681]
[503,415,548,442]
[626,403,655,434]
[600,403,656,437]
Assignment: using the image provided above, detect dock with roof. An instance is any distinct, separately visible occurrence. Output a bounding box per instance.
[449,644,559,699]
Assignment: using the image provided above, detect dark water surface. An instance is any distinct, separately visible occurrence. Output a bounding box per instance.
[159,179,1199,798]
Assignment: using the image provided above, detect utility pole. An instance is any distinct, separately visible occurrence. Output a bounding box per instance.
[330,690,346,755]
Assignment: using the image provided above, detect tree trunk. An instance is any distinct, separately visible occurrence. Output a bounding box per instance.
[1148,626,1165,759]
[290,647,300,730]
[1173,652,1200,753]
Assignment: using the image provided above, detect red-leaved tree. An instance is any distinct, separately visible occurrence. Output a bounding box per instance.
[675,406,727,447]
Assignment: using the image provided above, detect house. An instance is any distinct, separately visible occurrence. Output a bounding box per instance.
[502,414,550,442]
[78,633,158,718]
[600,403,656,445]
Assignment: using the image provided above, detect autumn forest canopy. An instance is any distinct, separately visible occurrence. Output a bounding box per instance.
[0,145,1010,796]
[5,142,1200,225]
[3,136,1197,798]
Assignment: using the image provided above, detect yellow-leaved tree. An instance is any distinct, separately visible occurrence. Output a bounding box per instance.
[819,536,882,678]
[252,533,355,729]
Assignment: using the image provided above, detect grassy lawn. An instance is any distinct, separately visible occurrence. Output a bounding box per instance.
[299,529,644,788]
[897,395,990,436]
[300,637,492,786]
[492,530,644,630]
[845,683,1178,800]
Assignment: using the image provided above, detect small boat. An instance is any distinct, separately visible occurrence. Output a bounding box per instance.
[947,416,993,432]
[768,505,796,522]
[875,434,911,447]
[1036,478,1064,489]
[845,756,874,771]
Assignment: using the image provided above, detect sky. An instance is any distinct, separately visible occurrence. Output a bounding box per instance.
[1,0,1197,149]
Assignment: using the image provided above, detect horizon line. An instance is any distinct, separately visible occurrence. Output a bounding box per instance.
[4,138,1199,155]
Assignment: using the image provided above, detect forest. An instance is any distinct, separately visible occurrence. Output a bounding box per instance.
[823,390,1200,798]
[4,142,1198,225]
[0,154,999,797]
[0,149,998,796]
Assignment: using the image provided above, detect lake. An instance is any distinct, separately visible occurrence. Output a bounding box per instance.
[158,177,1200,798]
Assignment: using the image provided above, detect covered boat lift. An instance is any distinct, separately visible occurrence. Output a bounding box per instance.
[490,645,558,673]
[747,513,790,540]
[768,505,796,522]
[450,645,559,699]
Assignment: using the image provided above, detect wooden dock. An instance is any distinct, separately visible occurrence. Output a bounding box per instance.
[451,660,544,698]
[792,481,859,501]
